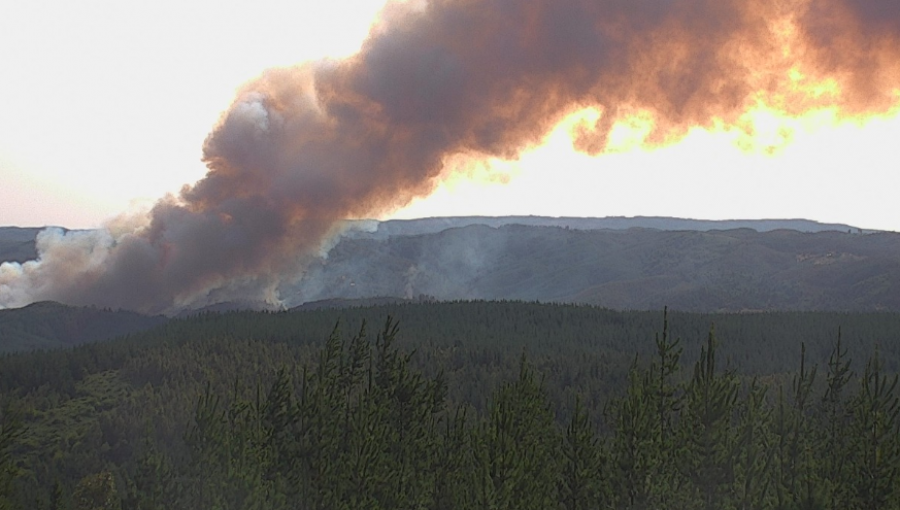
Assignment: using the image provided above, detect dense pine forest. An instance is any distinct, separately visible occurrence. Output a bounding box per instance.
[1,300,899,509]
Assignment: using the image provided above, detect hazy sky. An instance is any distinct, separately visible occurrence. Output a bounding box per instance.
[2,0,899,231]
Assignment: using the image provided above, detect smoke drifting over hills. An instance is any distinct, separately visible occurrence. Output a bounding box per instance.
[1,0,899,314]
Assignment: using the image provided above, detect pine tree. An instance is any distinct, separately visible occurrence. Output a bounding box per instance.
[648,307,684,508]
[183,382,230,509]
[0,405,22,510]
[368,316,448,509]
[429,405,470,510]
[608,356,659,510]
[733,379,773,510]
[472,354,560,510]
[679,326,739,510]
[122,435,179,510]
[820,329,853,510]
[773,342,823,510]
[559,397,605,510]
[653,308,682,447]
[848,351,900,510]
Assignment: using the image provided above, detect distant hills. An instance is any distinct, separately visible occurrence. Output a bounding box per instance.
[0,301,166,353]
[286,217,900,312]
[2,216,898,314]
[344,216,872,239]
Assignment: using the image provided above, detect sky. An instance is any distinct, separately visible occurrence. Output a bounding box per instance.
[1,0,899,232]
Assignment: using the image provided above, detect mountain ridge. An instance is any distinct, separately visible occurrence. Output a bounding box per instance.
[0,300,167,353]
[342,215,875,240]
[1,217,896,315]
[288,223,900,312]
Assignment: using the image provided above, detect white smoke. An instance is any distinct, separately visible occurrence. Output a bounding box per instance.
[0,228,115,309]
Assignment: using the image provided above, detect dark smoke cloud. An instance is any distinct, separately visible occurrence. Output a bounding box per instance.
[1,0,898,313]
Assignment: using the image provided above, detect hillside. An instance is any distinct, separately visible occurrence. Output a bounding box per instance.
[287,224,900,312]
[3,217,897,314]
[345,215,867,239]
[0,301,167,353]
[3,299,899,369]
[1,217,863,266]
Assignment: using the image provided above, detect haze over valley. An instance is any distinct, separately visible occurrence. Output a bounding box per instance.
[4,0,900,316]
[3,215,898,315]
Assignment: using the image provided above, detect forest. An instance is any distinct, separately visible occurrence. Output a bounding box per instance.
[0,300,899,509]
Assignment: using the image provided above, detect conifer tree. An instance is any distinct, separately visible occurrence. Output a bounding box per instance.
[123,435,179,510]
[654,308,682,447]
[648,307,684,508]
[773,342,823,510]
[733,379,773,510]
[0,405,22,510]
[368,316,448,509]
[609,358,656,510]
[183,382,228,509]
[559,397,605,510]
[820,329,853,510]
[429,405,470,510]
[679,326,739,510]
[472,354,559,510]
[848,351,900,510]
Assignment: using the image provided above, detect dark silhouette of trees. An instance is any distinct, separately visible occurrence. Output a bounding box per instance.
[0,302,898,509]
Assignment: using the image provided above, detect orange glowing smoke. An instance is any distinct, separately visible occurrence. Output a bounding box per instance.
[1,0,898,313]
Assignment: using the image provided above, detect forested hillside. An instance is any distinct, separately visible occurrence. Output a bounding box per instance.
[288,225,900,312]
[0,218,864,267]
[0,301,899,509]
[5,217,897,314]
[345,216,865,239]
[0,302,166,353]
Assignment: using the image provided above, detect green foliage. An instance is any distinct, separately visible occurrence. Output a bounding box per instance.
[819,329,854,509]
[0,406,23,510]
[609,358,658,509]
[772,343,824,510]
[0,301,165,353]
[559,397,606,510]
[733,379,773,510]
[847,352,900,510]
[471,355,560,510]
[679,327,740,510]
[0,302,899,509]
[71,471,120,510]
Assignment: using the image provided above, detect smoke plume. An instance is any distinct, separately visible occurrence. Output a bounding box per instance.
[1,0,899,313]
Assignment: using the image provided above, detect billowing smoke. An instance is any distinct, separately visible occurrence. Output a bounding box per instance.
[1,0,899,314]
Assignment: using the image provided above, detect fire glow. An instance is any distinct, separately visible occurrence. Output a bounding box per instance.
[1,0,899,314]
